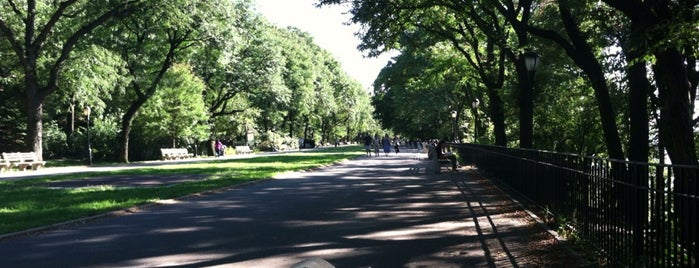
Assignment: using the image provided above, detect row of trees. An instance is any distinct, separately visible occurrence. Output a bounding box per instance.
[318,0,699,252]
[0,0,379,162]
[320,0,699,165]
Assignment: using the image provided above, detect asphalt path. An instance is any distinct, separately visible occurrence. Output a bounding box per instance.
[0,149,579,267]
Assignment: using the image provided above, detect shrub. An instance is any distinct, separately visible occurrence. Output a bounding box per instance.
[257,131,299,151]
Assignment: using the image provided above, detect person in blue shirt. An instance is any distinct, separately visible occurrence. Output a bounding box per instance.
[382,134,392,156]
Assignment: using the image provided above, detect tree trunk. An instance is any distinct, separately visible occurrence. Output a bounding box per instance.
[487,88,507,146]
[603,0,698,251]
[23,66,48,160]
[118,118,133,163]
[512,0,533,149]
[562,9,625,161]
[622,22,651,256]
[119,120,131,163]
[303,115,310,141]
[655,50,698,165]
[286,111,295,137]
[25,92,45,160]
[653,48,698,247]
[624,26,650,164]
[210,139,215,157]
[119,99,146,163]
[516,57,534,149]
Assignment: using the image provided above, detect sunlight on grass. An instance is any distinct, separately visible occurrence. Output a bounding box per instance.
[0,207,16,213]
[68,185,117,192]
[76,200,121,210]
[0,146,363,235]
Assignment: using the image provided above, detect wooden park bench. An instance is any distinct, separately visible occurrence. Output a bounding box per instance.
[1,152,46,171]
[0,158,10,173]
[160,148,193,160]
[427,145,453,174]
[235,145,252,155]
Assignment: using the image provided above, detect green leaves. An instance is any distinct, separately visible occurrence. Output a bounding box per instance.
[1,0,377,161]
[138,63,209,146]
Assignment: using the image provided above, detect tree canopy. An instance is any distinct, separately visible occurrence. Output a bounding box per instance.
[318,0,699,164]
[0,0,378,162]
[5,0,699,167]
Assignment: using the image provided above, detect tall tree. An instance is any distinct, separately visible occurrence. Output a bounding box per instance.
[277,28,318,139]
[494,0,625,160]
[0,0,141,160]
[136,63,209,147]
[319,0,511,145]
[193,1,274,119]
[332,73,369,142]
[102,0,228,162]
[602,0,699,248]
[373,43,476,140]
[47,44,128,159]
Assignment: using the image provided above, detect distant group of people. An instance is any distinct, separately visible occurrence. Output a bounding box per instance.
[362,133,401,157]
[361,134,459,170]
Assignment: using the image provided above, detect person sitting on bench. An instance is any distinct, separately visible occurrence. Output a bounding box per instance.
[436,140,458,171]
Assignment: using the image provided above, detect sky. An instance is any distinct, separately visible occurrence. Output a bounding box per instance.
[253,0,396,91]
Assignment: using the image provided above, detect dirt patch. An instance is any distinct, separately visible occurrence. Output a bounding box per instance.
[456,168,592,267]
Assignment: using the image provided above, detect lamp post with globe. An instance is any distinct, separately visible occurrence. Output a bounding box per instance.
[451,110,457,142]
[472,99,480,142]
[521,51,540,148]
[83,106,92,165]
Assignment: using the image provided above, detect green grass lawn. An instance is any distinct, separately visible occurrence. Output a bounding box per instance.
[0,146,363,235]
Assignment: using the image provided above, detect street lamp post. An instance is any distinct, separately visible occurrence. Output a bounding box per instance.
[83,106,92,165]
[524,51,540,75]
[472,99,480,142]
[451,110,457,142]
[521,51,540,149]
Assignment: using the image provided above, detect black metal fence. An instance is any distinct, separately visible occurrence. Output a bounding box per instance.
[452,143,697,267]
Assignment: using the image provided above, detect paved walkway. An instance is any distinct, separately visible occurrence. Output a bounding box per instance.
[0,149,585,267]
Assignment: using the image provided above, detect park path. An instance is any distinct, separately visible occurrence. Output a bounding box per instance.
[0,149,585,267]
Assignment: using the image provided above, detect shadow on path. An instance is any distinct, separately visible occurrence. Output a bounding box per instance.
[0,150,583,267]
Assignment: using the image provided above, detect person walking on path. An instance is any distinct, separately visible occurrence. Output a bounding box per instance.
[215,139,224,157]
[382,134,392,156]
[393,136,400,154]
[372,134,381,157]
[363,134,373,156]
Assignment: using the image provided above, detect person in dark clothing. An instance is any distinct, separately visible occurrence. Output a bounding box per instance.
[363,134,373,156]
[393,136,400,154]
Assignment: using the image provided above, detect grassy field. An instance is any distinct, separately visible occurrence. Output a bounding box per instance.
[0,146,363,235]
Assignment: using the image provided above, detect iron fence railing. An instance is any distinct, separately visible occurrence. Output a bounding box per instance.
[452,143,698,267]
